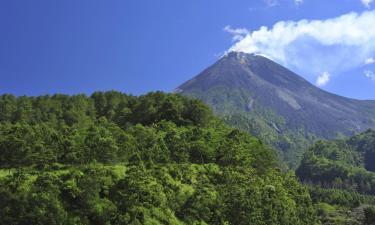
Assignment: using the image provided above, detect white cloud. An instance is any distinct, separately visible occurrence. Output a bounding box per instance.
[316,72,331,86]
[225,10,375,84]
[365,70,375,80]
[264,0,278,7]
[365,57,375,64]
[362,0,373,8]
[224,26,250,41]
[295,0,303,6]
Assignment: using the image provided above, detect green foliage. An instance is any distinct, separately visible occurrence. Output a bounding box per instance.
[364,206,375,225]
[297,130,375,195]
[308,186,375,208]
[224,112,316,169]
[182,85,317,169]
[297,130,375,224]
[0,91,318,224]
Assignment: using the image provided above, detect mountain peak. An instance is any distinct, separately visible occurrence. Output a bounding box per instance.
[178,51,375,139]
[179,51,313,94]
[222,51,268,65]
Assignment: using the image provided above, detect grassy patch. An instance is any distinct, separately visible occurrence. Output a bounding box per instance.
[0,169,13,178]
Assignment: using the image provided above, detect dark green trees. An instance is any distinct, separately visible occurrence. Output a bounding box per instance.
[297,130,375,195]
[296,130,375,224]
[0,91,318,224]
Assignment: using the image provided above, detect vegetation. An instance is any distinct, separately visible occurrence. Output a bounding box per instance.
[297,130,375,224]
[180,85,317,169]
[224,112,316,169]
[297,130,375,194]
[0,91,318,225]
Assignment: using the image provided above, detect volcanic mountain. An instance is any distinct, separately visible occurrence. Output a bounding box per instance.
[176,52,375,166]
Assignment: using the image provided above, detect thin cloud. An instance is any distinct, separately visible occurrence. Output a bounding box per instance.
[365,57,375,64]
[316,72,330,87]
[224,26,250,41]
[365,70,375,80]
[362,0,373,8]
[264,0,278,7]
[295,0,303,6]
[225,10,375,84]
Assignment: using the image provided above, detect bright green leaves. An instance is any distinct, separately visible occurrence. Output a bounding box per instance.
[0,91,317,225]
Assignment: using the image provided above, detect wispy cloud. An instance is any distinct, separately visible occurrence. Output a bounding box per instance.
[316,72,330,86]
[249,0,302,12]
[264,0,278,7]
[225,10,375,85]
[362,0,373,8]
[365,57,375,64]
[224,26,250,42]
[295,0,303,6]
[365,70,375,80]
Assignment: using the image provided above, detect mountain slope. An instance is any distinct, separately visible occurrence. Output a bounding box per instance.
[297,129,375,193]
[176,52,375,166]
[296,130,375,224]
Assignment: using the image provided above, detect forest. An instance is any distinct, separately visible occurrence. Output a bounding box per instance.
[297,130,375,224]
[0,91,318,225]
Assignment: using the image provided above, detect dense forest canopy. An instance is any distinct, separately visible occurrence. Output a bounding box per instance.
[297,130,375,195]
[297,130,375,224]
[0,91,318,225]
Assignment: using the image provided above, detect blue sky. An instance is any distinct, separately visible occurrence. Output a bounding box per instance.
[0,0,374,99]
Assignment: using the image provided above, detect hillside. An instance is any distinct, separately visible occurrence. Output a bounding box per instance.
[297,129,375,224]
[297,129,375,194]
[177,52,375,166]
[0,91,317,225]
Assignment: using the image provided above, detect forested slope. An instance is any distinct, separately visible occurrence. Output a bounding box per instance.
[0,91,317,225]
[297,130,375,224]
